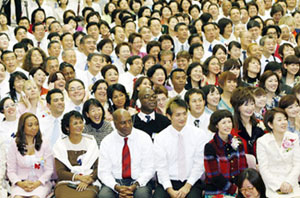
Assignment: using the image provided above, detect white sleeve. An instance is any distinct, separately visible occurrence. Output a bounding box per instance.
[257,137,281,191]
[136,135,155,186]
[98,138,118,191]
[154,135,172,190]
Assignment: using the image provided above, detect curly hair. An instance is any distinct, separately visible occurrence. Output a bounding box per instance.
[22,47,47,72]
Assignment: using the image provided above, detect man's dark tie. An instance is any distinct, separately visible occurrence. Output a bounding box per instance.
[242,50,247,61]
[145,115,151,123]
[122,137,131,179]
[194,119,200,128]
[208,44,213,52]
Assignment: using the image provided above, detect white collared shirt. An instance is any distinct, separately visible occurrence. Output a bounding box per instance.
[154,125,209,189]
[186,111,214,140]
[119,72,142,97]
[202,39,223,61]
[77,70,103,91]
[98,128,154,190]
[138,111,155,123]
[39,113,65,147]
[260,54,281,75]
[32,36,48,52]
[168,88,187,99]
[174,38,190,55]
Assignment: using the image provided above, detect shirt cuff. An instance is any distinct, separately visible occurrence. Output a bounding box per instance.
[162,180,172,190]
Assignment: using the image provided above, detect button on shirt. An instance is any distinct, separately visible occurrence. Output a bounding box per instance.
[98,128,154,190]
[154,125,209,190]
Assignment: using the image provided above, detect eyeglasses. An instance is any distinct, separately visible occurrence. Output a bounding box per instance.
[143,94,157,99]
[240,187,255,193]
[68,87,84,92]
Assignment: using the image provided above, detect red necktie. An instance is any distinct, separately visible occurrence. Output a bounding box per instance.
[122,137,131,179]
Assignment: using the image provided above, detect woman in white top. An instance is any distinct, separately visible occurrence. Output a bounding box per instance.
[0,97,19,146]
[257,107,300,197]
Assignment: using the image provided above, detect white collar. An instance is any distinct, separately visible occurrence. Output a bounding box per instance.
[138,111,155,122]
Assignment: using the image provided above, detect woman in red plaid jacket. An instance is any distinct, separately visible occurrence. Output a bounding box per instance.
[204,110,248,197]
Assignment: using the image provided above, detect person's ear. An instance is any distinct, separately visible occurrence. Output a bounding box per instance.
[268,121,273,130]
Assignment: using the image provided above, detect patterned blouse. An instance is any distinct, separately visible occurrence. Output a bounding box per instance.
[204,133,247,196]
[83,121,113,146]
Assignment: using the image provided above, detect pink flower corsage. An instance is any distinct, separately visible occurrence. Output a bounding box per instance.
[282,138,296,152]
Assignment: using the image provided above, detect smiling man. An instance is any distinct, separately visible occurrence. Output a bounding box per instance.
[39,89,65,147]
[153,97,208,198]
[132,87,170,139]
[98,108,154,198]
[184,88,214,139]
[77,53,103,91]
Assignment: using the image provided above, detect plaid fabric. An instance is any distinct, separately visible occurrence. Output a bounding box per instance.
[204,133,247,196]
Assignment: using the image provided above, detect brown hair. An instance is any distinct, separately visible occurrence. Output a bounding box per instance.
[15,112,42,155]
[218,71,237,88]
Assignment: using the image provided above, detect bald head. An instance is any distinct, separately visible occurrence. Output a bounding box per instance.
[138,87,153,100]
[113,109,132,137]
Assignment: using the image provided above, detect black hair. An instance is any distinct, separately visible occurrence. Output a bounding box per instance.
[236,168,267,198]
[46,88,63,104]
[61,110,84,135]
[82,98,105,125]
[166,96,188,116]
[9,71,28,102]
[208,110,233,133]
[107,83,130,113]
[184,88,205,107]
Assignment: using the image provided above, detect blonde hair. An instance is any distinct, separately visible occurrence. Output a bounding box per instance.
[21,80,41,108]
[247,43,259,54]
[278,16,295,27]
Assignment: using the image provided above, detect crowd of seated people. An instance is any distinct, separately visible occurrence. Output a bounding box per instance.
[1,0,300,197]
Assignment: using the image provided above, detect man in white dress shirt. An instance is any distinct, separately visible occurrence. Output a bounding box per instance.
[153,97,208,198]
[149,18,162,41]
[2,50,28,76]
[260,35,281,74]
[202,22,223,60]
[174,23,190,55]
[77,53,103,91]
[77,35,97,71]
[98,109,154,198]
[168,68,187,98]
[32,22,48,52]
[184,88,214,140]
[39,89,65,147]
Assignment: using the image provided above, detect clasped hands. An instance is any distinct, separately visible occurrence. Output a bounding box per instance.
[75,174,94,192]
[115,183,138,198]
[279,182,293,194]
[167,183,192,198]
[17,180,41,192]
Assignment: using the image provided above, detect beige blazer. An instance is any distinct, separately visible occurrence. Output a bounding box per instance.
[257,132,300,198]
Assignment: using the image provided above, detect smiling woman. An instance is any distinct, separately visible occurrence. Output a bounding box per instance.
[231,87,265,157]
[17,80,48,116]
[257,108,300,197]
[53,111,100,198]
[204,110,247,197]
[7,113,54,198]
[82,99,113,146]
